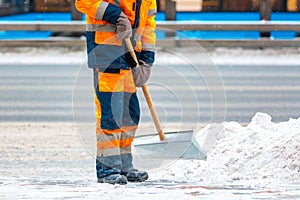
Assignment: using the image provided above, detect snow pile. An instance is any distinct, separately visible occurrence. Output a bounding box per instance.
[0,114,299,199]
[1,47,300,66]
[0,47,86,64]
[153,112,300,186]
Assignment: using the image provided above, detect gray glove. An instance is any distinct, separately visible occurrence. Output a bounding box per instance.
[132,60,152,87]
[116,12,132,39]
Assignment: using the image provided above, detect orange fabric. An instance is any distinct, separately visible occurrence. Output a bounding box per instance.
[76,0,156,49]
[95,69,137,137]
[86,16,105,25]
[97,137,134,149]
[134,40,142,52]
[142,25,156,45]
[98,72,124,92]
[95,32,122,46]
[119,0,136,26]
[96,125,138,135]
[97,69,136,93]
[123,70,136,93]
[94,92,101,120]
[75,0,101,19]
[139,0,156,48]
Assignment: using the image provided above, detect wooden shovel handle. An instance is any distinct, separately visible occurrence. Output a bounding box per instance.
[124,38,165,141]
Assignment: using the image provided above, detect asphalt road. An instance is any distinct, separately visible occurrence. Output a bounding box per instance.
[0,63,299,124]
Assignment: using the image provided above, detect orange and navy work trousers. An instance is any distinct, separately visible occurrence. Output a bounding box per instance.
[94,68,140,179]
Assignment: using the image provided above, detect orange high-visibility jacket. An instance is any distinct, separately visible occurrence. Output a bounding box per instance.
[76,0,156,69]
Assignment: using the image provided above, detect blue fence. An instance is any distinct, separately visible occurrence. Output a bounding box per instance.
[0,12,299,40]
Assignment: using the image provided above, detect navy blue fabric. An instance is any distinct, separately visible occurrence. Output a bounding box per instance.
[128,92,140,126]
[93,71,140,130]
[102,3,122,24]
[96,154,134,178]
[98,91,124,130]
[131,0,155,65]
[86,31,97,55]
[92,1,143,179]
[135,51,141,60]
[96,156,122,178]
[86,31,128,70]
[89,44,125,69]
[93,71,122,130]
[122,92,140,127]
[132,0,142,29]
[139,50,155,65]
[94,70,140,178]
[121,153,134,172]
[125,52,138,68]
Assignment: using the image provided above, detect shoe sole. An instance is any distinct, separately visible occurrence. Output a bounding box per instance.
[127,174,149,182]
[98,177,127,185]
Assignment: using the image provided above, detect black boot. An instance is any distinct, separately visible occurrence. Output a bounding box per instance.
[122,169,148,182]
[96,157,126,185]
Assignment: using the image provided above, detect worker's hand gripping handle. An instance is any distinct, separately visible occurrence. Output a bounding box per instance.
[124,38,165,141]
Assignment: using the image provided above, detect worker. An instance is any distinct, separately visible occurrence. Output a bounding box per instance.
[75,0,157,185]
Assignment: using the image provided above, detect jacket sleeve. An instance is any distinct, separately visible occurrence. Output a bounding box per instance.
[139,0,157,65]
[75,0,121,24]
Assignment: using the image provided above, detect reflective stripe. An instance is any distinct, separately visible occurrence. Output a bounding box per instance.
[142,43,156,51]
[148,8,157,17]
[97,137,134,150]
[121,130,136,140]
[97,133,120,143]
[134,33,142,41]
[97,130,135,142]
[113,0,120,6]
[120,146,131,154]
[97,146,131,157]
[96,126,138,135]
[96,1,109,20]
[86,24,116,32]
[97,147,120,157]
[119,137,134,148]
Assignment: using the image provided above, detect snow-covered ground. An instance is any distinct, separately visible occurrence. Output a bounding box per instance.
[0,113,299,199]
[1,46,300,65]
[0,47,299,199]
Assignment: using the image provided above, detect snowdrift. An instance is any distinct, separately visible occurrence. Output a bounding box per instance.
[152,112,300,186]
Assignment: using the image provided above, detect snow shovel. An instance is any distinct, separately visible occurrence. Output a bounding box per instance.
[124,38,206,160]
